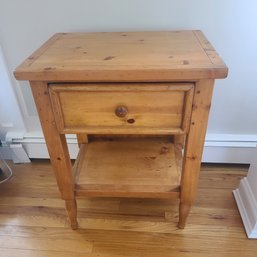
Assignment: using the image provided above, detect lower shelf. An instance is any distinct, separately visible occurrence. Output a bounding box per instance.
[73,137,182,199]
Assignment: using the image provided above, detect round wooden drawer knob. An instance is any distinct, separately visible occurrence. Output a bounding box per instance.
[115,105,128,117]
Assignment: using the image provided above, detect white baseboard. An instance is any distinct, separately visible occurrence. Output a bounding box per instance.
[203,133,257,163]
[0,140,30,163]
[233,178,257,238]
[10,132,257,163]
[16,133,79,159]
[202,146,254,163]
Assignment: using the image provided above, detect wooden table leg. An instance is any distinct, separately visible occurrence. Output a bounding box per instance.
[77,134,88,148]
[30,81,78,229]
[174,135,185,150]
[178,79,214,229]
[65,199,78,229]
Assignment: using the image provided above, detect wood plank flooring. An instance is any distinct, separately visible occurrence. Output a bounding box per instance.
[0,160,255,257]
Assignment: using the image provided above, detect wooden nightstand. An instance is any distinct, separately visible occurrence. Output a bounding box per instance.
[14,31,228,229]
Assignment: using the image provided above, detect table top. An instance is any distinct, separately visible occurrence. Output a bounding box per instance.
[14,30,228,82]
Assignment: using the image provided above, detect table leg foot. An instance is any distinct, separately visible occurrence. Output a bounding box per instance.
[178,202,191,229]
[71,222,78,230]
[65,199,78,229]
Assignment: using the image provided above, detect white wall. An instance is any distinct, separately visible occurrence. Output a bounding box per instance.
[0,45,25,140]
[0,0,256,158]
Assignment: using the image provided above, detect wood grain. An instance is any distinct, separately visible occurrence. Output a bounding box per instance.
[14,31,229,232]
[49,83,194,134]
[14,31,228,82]
[178,79,215,228]
[76,134,88,147]
[30,82,77,228]
[0,161,255,257]
[74,138,181,199]
[30,82,74,200]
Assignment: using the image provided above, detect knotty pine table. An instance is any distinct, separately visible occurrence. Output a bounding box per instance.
[14,31,228,229]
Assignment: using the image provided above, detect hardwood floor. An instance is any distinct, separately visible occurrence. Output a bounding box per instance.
[0,160,255,257]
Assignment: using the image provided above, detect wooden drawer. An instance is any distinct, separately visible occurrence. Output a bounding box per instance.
[49,83,194,134]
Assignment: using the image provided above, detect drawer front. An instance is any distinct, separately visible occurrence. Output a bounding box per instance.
[49,83,194,134]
